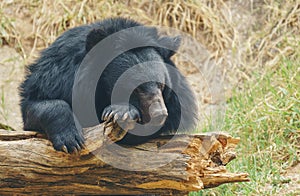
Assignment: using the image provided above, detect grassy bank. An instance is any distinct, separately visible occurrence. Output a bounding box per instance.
[195,56,299,195]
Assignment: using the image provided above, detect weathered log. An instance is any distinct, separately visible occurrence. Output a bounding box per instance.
[0,124,249,195]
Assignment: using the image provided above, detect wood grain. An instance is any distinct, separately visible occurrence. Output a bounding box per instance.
[0,125,249,195]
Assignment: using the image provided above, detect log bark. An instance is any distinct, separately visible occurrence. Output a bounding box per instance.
[0,124,249,195]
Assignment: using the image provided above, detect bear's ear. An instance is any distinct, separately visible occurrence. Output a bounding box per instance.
[86,28,107,52]
[157,36,181,59]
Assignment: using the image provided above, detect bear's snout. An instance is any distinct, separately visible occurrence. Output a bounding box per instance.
[139,90,168,126]
[149,102,168,126]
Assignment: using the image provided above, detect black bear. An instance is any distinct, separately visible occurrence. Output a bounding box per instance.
[19,18,198,153]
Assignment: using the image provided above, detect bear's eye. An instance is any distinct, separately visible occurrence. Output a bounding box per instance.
[158,83,165,90]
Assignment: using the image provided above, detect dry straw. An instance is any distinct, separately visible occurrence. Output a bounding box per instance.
[0,0,299,86]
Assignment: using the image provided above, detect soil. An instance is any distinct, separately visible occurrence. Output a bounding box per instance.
[0,46,24,130]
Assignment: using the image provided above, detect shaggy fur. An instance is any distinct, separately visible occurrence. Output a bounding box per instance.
[19,18,198,153]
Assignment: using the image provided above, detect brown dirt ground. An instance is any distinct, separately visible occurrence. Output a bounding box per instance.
[0,46,24,130]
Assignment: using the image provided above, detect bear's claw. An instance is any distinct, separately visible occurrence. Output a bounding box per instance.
[102,104,140,131]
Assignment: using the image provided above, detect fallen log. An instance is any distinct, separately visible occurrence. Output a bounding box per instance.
[0,124,249,195]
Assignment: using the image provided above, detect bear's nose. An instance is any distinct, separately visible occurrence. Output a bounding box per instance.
[149,102,168,126]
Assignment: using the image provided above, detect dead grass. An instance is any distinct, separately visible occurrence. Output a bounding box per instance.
[0,0,299,86]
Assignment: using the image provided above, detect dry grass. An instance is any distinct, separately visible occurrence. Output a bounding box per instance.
[0,0,299,86]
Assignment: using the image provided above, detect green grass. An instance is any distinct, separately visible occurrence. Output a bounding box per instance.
[0,87,8,122]
[0,87,15,130]
[192,57,300,195]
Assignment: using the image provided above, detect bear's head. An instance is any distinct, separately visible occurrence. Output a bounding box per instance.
[85,19,196,142]
[87,20,182,129]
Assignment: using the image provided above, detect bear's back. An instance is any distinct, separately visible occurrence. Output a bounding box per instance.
[20,18,143,103]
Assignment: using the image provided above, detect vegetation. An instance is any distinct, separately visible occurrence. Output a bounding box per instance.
[197,56,300,195]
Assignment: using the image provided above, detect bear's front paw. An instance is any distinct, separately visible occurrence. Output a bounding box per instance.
[102,104,141,131]
[47,127,85,154]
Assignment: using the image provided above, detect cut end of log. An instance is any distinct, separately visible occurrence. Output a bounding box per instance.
[184,133,249,189]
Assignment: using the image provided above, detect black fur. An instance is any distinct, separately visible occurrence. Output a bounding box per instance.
[19,18,198,153]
